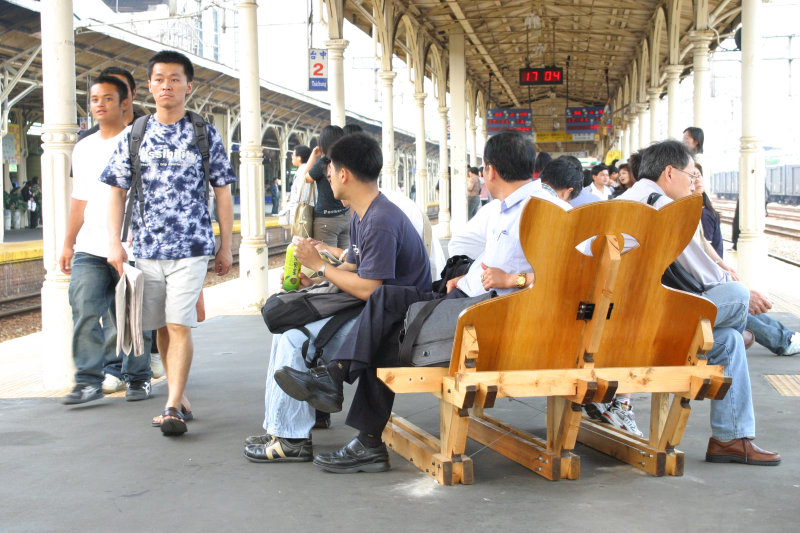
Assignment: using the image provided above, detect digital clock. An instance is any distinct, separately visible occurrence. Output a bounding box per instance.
[519,67,563,86]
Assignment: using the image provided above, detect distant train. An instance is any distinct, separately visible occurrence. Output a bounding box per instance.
[712,164,800,205]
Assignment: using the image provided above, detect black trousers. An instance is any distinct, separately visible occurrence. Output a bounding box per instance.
[333,284,466,435]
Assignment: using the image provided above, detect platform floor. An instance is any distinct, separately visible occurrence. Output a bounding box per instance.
[1,245,799,532]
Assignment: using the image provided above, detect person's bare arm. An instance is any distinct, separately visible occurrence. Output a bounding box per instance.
[304,146,323,183]
[107,187,128,276]
[293,238,379,300]
[58,199,87,274]
[213,184,234,276]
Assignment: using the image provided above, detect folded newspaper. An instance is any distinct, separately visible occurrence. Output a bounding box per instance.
[115,263,146,356]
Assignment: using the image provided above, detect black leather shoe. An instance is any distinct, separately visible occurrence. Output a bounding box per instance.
[313,437,390,473]
[274,365,343,413]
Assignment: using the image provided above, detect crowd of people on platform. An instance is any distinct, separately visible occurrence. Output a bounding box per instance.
[56,48,797,472]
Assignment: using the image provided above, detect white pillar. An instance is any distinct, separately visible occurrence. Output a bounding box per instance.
[469,124,478,167]
[665,64,683,139]
[638,104,649,149]
[438,106,451,238]
[279,133,289,209]
[690,30,714,133]
[648,88,660,143]
[629,113,639,154]
[737,0,768,293]
[621,124,629,160]
[413,92,428,215]
[237,0,268,309]
[39,0,78,389]
[379,70,396,190]
[449,28,468,228]
[326,39,348,127]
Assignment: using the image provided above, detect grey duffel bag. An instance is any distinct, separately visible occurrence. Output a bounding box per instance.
[398,292,495,367]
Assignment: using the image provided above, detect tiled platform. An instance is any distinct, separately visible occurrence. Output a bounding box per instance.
[1,246,798,531]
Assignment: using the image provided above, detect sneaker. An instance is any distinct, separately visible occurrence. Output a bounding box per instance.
[150,353,165,379]
[63,383,103,405]
[781,332,800,356]
[584,402,609,421]
[603,400,644,437]
[102,374,125,394]
[243,437,313,463]
[126,380,151,401]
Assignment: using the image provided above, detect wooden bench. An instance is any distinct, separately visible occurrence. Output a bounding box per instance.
[377,195,731,485]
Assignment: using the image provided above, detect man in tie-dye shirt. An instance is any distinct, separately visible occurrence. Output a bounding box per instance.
[102,50,237,437]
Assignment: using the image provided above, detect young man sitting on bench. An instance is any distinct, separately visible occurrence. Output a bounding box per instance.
[275,130,556,473]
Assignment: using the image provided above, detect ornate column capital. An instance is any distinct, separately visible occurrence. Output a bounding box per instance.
[413,92,427,105]
[379,70,397,83]
[647,87,662,101]
[324,39,349,54]
[664,64,684,81]
[438,106,449,118]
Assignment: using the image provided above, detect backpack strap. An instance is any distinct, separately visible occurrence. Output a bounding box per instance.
[187,110,211,205]
[301,305,365,368]
[123,114,151,243]
[397,297,447,366]
[646,192,662,206]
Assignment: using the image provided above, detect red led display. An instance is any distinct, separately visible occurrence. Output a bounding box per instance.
[519,67,563,86]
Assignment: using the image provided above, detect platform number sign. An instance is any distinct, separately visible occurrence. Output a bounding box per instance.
[309,48,328,91]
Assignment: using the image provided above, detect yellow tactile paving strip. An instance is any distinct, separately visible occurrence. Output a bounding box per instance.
[764,375,800,397]
[0,240,44,263]
[0,217,282,264]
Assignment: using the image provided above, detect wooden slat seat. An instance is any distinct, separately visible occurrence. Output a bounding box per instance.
[377,194,730,485]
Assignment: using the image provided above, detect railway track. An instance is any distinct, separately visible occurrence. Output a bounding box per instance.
[0,241,291,320]
[718,215,800,240]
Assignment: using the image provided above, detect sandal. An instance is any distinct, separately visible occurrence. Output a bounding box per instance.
[160,407,187,436]
[151,405,193,427]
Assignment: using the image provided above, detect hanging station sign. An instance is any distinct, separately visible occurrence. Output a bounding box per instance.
[486,108,533,136]
[308,48,328,91]
[565,106,608,134]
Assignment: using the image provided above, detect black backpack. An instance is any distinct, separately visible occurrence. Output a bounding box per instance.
[260,282,366,368]
[122,111,211,242]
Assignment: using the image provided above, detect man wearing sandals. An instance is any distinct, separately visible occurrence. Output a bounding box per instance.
[103,50,236,436]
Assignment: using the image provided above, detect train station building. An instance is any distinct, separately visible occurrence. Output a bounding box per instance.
[0,1,787,386]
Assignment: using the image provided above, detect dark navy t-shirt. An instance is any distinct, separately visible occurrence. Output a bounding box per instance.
[346,193,430,292]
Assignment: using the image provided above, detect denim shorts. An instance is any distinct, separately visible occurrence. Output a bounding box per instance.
[136,255,210,330]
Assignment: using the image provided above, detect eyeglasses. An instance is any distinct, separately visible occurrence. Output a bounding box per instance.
[672,166,701,184]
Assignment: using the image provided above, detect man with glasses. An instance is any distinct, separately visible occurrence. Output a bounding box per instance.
[616,140,780,466]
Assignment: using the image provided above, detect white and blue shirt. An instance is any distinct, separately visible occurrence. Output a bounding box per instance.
[457,180,542,297]
[100,115,237,259]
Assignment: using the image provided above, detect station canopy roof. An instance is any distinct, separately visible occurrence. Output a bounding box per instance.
[0,0,429,151]
[344,0,742,151]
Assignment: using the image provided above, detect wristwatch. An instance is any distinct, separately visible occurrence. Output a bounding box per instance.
[515,273,527,289]
[316,263,327,278]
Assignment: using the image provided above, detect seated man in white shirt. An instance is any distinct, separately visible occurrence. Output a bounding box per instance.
[617,139,780,466]
[586,164,612,201]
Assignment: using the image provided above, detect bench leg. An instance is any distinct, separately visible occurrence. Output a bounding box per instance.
[577,393,690,477]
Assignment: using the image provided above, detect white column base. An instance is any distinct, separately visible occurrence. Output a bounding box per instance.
[238,237,271,311]
[40,276,74,390]
[736,234,769,295]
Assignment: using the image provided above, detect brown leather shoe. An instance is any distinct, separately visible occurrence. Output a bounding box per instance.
[706,437,781,466]
[743,329,755,349]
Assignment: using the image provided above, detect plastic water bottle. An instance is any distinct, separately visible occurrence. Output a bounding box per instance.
[283,243,301,291]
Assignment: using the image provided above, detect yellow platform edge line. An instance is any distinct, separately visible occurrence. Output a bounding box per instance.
[0,217,283,263]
